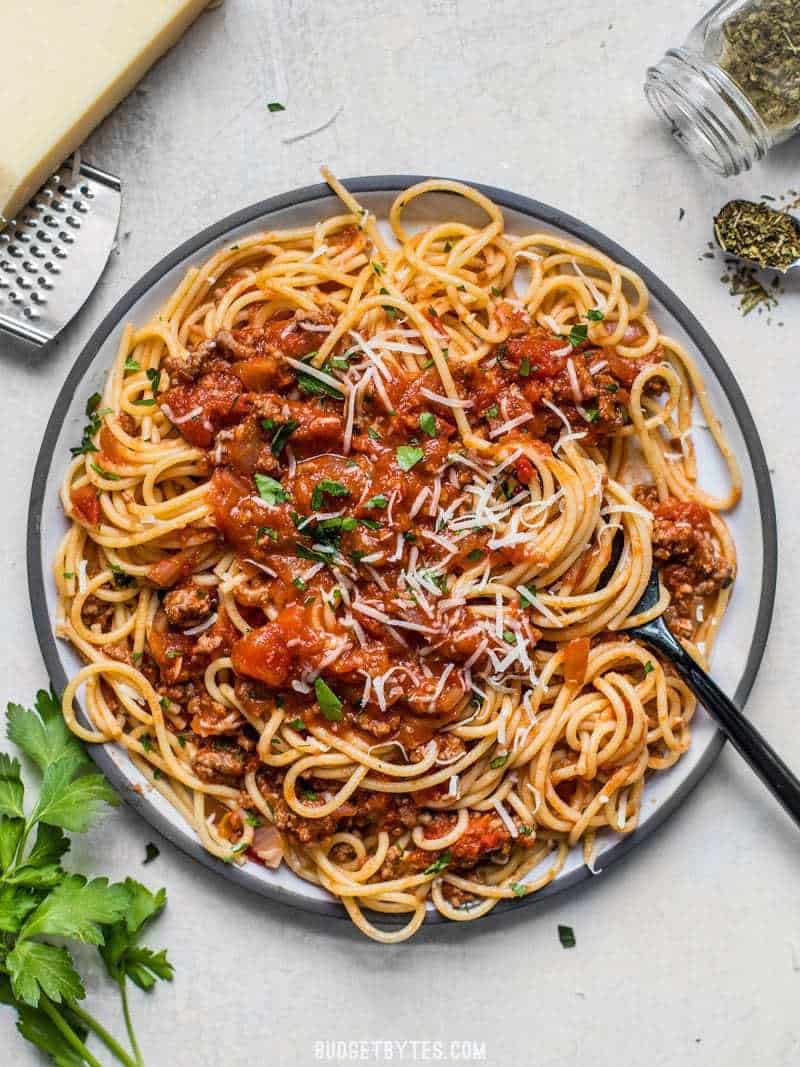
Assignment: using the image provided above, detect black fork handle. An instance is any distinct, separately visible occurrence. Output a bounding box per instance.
[641,623,800,826]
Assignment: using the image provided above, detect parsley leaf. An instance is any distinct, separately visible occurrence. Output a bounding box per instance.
[254,473,287,506]
[424,850,451,875]
[311,479,349,511]
[267,101,285,112]
[0,754,25,819]
[558,924,576,948]
[6,941,85,1007]
[19,875,128,945]
[30,758,119,833]
[314,678,343,721]
[99,879,173,991]
[586,308,605,321]
[396,445,424,471]
[489,754,509,769]
[6,691,89,776]
[365,494,388,509]
[569,323,588,347]
[263,418,299,456]
[419,412,437,437]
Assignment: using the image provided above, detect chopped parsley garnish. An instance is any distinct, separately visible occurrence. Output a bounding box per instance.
[359,517,381,530]
[296,543,333,564]
[368,426,381,441]
[419,412,437,437]
[314,677,343,721]
[132,652,143,664]
[144,842,160,865]
[317,515,356,534]
[243,812,261,827]
[584,408,599,423]
[292,576,307,590]
[124,357,141,371]
[485,404,499,419]
[643,661,655,675]
[254,473,288,506]
[519,585,537,608]
[70,393,109,456]
[371,261,385,275]
[490,286,503,298]
[605,383,619,393]
[569,323,588,347]
[262,417,299,456]
[110,564,135,588]
[300,789,318,802]
[365,494,388,509]
[90,462,120,481]
[131,397,156,407]
[311,479,349,510]
[295,355,345,400]
[424,850,451,876]
[159,697,170,711]
[489,754,509,769]
[586,308,605,321]
[466,549,484,562]
[146,368,161,394]
[378,287,399,319]
[396,445,424,471]
[267,101,285,112]
[558,924,576,948]
[519,825,534,836]
[141,735,152,752]
[287,718,306,731]
[256,526,278,543]
[502,630,515,644]
[519,357,531,378]
[510,882,526,897]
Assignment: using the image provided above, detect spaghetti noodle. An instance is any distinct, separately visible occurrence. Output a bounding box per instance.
[55,171,740,942]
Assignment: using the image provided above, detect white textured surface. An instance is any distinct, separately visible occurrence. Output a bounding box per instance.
[2,2,799,1064]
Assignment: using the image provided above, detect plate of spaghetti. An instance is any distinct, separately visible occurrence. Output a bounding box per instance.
[29,172,776,943]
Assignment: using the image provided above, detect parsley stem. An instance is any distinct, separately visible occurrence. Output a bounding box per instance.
[67,999,139,1067]
[39,997,104,1067]
[118,978,144,1067]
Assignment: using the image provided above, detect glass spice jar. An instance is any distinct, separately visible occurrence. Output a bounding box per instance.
[645,0,800,176]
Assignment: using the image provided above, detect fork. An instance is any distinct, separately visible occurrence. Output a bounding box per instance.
[626,567,800,825]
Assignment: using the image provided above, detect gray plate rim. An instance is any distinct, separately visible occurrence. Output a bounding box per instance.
[27,175,777,926]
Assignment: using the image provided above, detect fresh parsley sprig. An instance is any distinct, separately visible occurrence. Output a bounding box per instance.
[0,690,173,1066]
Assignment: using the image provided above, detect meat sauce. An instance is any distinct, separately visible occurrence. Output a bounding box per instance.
[134,306,690,862]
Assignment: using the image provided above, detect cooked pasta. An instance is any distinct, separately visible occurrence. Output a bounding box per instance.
[55,170,739,941]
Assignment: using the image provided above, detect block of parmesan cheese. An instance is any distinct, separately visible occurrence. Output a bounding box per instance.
[0,0,212,222]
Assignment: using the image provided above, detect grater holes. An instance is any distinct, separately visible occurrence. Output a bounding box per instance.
[53,245,67,258]
[29,291,45,305]
[81,185,94,199]
[44,260,60,274]
[65,217,80,230]
[73,201,88,214]
[38,277,53,290]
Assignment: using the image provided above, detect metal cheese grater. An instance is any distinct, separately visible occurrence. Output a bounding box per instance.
[0,162,121,346]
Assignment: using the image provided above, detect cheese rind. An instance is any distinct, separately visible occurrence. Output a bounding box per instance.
[0,0,211,222]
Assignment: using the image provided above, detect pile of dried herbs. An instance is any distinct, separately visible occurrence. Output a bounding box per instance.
[714,198,800,270]
[720,0,800,132]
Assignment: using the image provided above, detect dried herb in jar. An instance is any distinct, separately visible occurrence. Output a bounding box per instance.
[720,0,800,132]
[714,198,800,271]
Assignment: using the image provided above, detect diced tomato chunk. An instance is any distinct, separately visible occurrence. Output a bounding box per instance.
[231,623,292,687]
[70,484,100,526]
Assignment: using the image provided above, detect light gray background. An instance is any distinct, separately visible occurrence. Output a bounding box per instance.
[2,1,799,1064]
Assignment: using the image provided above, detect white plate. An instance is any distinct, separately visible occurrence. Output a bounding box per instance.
[27,177,777,925]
